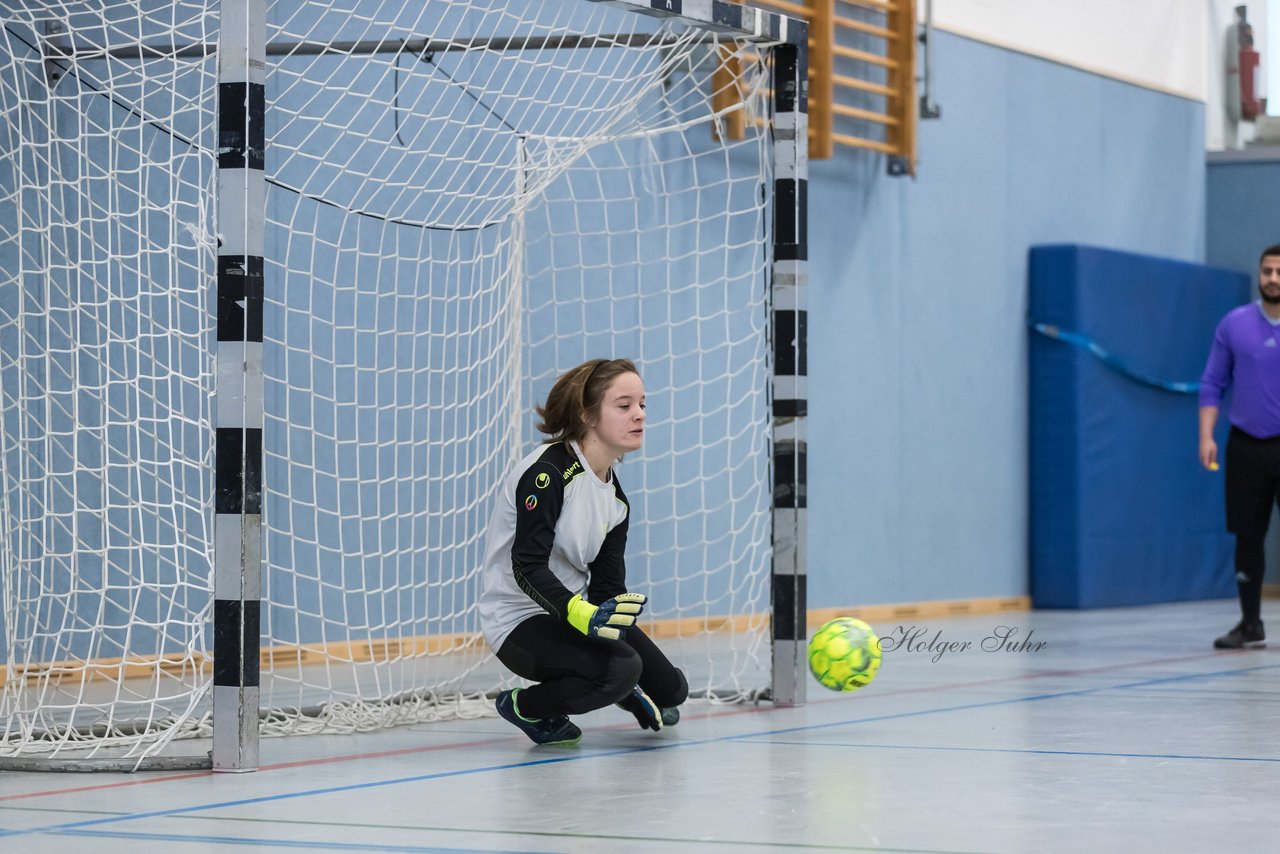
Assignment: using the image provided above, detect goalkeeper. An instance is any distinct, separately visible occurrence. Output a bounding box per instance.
[478,358,688,745]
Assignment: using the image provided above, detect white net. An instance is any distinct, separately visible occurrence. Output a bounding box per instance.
[0,3,219,759]
[0,0,776,761]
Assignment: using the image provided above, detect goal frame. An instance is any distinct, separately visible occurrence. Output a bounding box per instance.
[0,0,808,773]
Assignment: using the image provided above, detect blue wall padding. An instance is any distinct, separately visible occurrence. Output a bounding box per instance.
[1029,245,1249,608]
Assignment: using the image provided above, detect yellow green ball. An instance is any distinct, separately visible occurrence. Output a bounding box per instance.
[807,617,881,692]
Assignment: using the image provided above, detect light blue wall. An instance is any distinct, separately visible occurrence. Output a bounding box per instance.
[1206,156,1280,273]
[805,32,1206,609]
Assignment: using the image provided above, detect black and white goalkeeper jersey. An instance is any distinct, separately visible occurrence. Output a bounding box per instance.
[478,440,630,651]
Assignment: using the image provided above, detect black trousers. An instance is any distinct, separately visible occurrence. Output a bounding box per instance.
[495,615,688,720]
[1224,427,1280,623]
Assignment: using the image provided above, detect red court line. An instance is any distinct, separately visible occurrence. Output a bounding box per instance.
[0,770,213,803]
[0,648,1228,804]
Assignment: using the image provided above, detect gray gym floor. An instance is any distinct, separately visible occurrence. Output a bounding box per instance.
[2,599,1278,853]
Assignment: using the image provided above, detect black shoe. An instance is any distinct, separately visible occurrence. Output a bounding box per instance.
[495,689,582,745]
[1213,621,1266,649]
[660,706,680,727]
[616,685,662,731]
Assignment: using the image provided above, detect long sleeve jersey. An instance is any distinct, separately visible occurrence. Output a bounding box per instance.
[478,440,630,651]
[1200,302,1280,439]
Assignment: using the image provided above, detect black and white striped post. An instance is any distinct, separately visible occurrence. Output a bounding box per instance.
[213,0,266,772]
[769,32,809,707]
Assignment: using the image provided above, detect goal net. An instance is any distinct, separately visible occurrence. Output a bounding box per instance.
[0,0,778,763]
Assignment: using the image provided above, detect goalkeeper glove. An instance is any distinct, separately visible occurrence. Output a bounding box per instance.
[617,684,663,731]
[566,593,646,640]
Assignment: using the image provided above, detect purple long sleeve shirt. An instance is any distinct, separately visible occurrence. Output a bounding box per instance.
[1200,302,1280,439]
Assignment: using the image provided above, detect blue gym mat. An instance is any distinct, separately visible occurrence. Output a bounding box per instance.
[1029,244,1248,608]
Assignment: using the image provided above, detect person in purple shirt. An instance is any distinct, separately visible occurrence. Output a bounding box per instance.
[1199,244,1280,649]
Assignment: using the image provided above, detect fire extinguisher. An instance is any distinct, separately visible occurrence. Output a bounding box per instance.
[1230,5,1261,121]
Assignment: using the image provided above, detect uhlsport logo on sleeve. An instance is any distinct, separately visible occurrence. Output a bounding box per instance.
[535,472,550,489]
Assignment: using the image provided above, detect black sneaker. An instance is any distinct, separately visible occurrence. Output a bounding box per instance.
[660,706,680,727]
[1213,621,1266,649]
[495,689,582,745]
[616,685,662,731]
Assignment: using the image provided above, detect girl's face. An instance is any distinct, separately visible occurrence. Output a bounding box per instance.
[587,372,646,457]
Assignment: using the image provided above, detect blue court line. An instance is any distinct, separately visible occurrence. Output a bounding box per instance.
[1111,663,1279,691]
[4,660,1279,842]
[0,748,649,840]
[51,826,982,854]
[744,740,1280,764]
[51,827,553,853]
[714,661,1280,743]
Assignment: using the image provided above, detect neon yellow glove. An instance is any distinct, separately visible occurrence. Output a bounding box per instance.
[566,593,646,640]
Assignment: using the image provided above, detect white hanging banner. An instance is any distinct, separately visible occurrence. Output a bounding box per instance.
[928,0,1209,102]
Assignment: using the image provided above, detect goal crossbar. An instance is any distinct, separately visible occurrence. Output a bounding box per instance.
[47,33,703,63]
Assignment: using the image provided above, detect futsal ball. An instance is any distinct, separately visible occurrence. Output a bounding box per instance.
[808,617,881,692]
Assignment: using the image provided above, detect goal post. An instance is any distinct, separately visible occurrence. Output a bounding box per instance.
[0,0,808,772]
